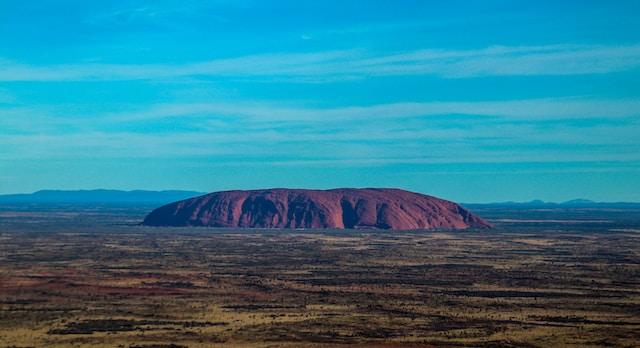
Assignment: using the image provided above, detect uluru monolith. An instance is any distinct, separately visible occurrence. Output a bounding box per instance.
[142,188,490,230]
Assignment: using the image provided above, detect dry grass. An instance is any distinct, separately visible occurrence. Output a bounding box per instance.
[1,206,640,347]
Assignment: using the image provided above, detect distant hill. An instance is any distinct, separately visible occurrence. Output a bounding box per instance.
[464,199,640,209]
[0,190,204,205]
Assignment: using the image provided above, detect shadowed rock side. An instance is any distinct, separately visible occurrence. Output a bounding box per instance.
[142,188,491,230]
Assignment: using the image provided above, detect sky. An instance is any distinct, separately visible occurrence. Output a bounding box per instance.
[1,0,639,202]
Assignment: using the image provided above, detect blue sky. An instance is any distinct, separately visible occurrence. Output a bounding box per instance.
[1,0,639,202]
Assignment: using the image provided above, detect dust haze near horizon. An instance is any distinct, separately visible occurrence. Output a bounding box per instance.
[1,1,640,202]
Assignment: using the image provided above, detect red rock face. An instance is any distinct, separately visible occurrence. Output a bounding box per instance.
[142,188,491,230]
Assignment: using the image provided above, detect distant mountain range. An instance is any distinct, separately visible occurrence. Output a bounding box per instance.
[0,190,638,208]
[464,199,640,209]
[0,190,205,204]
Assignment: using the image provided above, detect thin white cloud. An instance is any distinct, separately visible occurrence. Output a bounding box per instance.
[1,106,639,162]
[2,98,640,136]
[0,51,355,82]
[2,129,639,164]
[105,98,640,122]
[1,44,640,82]
[2,96,639,165]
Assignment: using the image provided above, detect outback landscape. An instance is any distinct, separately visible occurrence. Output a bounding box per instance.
[1,202,639,348]
[2,2,640,347]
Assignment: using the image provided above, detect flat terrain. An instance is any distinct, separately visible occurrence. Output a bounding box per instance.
[1,205,639,347]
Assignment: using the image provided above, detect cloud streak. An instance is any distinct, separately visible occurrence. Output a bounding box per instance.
[3,98,639,137]
[106,98,640,122]
[2,98,639,164]
[2,129,639,164]
[2,44,640,82]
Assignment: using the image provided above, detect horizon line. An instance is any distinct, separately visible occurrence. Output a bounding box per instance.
[0,188,638,205]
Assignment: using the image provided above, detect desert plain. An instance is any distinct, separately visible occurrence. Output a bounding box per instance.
[1,204,639,347]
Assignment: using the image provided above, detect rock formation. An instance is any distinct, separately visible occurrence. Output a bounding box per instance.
[142,188,490,230]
